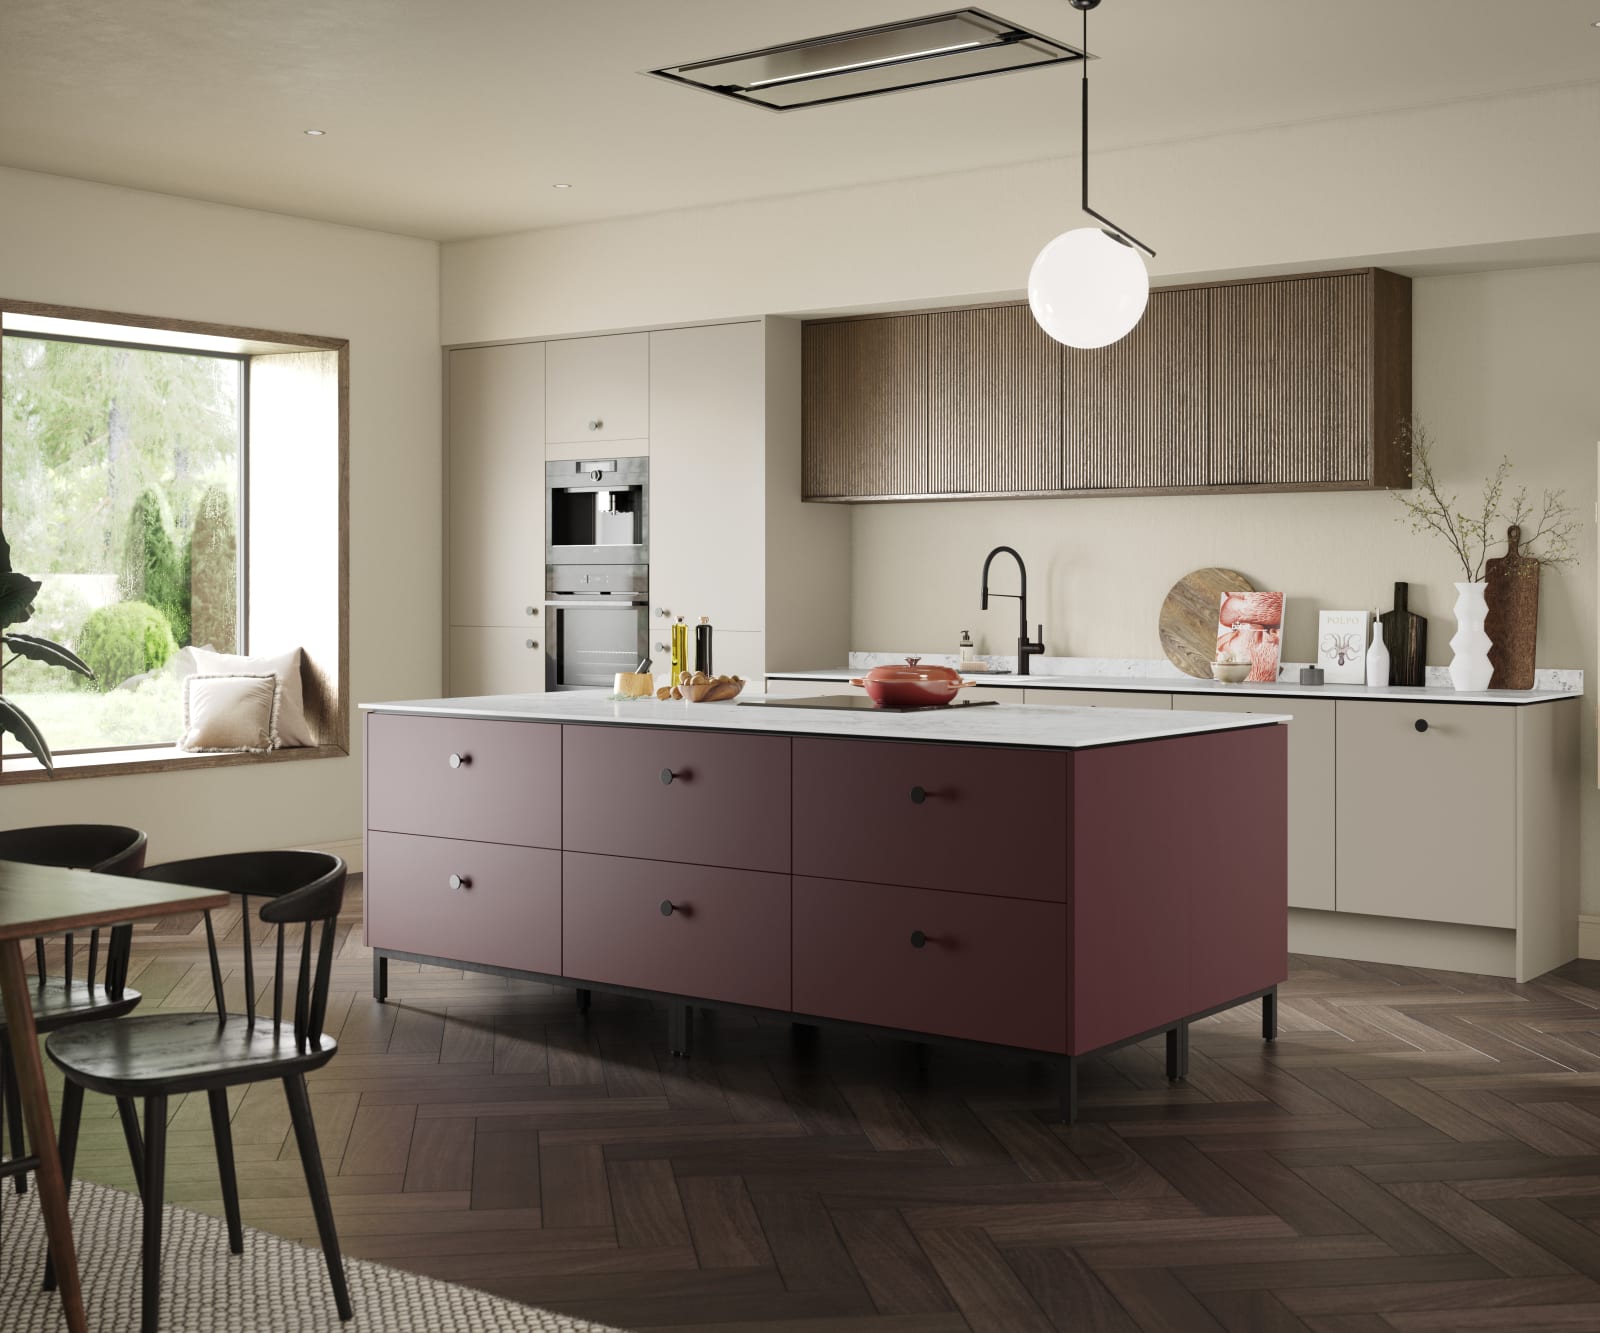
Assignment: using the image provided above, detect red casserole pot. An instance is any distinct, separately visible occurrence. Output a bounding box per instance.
[849,657,974,708]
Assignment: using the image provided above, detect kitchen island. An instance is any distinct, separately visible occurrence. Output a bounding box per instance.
[360,691,1289,1120]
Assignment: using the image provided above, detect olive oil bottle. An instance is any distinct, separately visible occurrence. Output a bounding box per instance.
[670,616,689,683]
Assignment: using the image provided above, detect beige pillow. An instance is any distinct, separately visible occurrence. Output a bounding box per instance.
[190,647,312,747]
[179,674,281,753]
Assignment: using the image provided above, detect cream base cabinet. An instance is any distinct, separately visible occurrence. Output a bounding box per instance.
[648,322,765,637]
[1173,696,1336,911]
[1335,701,1516,928]
[447,343,546,696]
[546,332,649,454]
[449,627,545,697]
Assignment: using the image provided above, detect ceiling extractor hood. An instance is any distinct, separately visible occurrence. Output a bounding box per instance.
[649,8,1084,112]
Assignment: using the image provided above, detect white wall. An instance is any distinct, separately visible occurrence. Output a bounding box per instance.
[0,167,442,867]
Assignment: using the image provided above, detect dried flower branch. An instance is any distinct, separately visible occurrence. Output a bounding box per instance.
[1504,484,1582,570]
[1391,421,1508,582]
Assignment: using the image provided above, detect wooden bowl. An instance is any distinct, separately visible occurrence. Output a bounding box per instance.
[681,677,746,703]
[1210,661,1251,684]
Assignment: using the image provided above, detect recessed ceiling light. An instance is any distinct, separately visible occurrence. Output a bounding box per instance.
[303,129,326,136]
[552,183,573,189]
[650,8,1084,112]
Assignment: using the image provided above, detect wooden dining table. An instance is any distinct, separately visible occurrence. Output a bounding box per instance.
[0,858,230,1333]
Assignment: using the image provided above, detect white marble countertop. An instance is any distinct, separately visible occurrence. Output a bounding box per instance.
[360,691,1290,751]
[768,658,1581,706]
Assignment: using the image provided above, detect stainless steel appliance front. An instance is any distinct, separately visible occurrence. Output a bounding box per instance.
[545,457,649,567]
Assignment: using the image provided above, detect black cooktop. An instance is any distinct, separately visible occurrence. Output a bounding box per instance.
[738,695,999,714]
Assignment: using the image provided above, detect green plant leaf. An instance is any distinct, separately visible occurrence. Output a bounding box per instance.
[0,696,54,770]
[0,571,41,628]
[1,632,95,679]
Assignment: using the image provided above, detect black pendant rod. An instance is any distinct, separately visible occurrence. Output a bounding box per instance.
[1074,0,1155,257]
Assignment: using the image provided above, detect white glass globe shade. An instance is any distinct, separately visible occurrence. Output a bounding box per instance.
[1027,227,1150,349]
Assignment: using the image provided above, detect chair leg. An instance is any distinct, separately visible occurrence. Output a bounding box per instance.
[2,1040,26,1195]
[207,1089,243,1255]
[117,1098,146,1196]
[284,1074,352,1321]
[141,1095,168,1333]
[42,1082,85,1292]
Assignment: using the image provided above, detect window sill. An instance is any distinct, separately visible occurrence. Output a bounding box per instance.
[0,743,349,786]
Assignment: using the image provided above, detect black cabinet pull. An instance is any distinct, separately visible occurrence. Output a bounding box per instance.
[910,930,928,949]
[660,900,677,917]
[660,768,677,785]
[910,786,928,805]
[448,752,470,769]
[1414,719,1429,733]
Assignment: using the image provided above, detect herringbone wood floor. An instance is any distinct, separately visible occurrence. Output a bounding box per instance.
[27,881,1600,1332]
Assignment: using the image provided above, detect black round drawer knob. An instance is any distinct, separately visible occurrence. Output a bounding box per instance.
[448,752,469,769]
[910,930,928,949]
[448,874,470,891]
[660,768,677,786]
[910,786,928,805]
[1414,719,1429,733]
[660,900,677,917]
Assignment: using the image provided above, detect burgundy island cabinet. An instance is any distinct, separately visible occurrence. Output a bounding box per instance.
[361,693,1289,1120]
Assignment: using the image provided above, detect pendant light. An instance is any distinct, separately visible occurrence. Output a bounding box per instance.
[1028,0,1155,349]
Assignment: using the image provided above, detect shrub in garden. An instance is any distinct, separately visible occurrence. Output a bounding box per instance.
[76,601,178,693]
[119,488,191,645]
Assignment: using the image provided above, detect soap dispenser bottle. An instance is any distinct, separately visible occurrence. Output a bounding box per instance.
[959,629,977,665]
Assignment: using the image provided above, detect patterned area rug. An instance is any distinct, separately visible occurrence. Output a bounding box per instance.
[0,1177,624,1332]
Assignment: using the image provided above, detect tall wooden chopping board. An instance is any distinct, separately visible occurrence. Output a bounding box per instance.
[1485,524,1539,690]
[1159,567,1255,679]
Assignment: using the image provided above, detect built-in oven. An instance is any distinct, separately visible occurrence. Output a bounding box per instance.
[544,564,650,691]
[546,457,648,566]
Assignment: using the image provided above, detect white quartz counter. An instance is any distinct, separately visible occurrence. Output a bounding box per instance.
[768,664,1580,706]
[360,691,1290,751]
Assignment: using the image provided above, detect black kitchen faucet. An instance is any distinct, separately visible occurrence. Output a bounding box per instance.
[980,545,1045,676]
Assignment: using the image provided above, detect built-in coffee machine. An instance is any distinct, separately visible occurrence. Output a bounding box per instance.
[544,457,649,690]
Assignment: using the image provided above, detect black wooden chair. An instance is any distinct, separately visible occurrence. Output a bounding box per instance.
[45,850,353,1333]
[0,824,149,1202]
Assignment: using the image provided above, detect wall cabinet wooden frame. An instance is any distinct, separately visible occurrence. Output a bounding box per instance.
[801,267,1411,502]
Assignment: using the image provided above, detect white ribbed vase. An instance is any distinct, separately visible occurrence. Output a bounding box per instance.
[1448,580,1492,692]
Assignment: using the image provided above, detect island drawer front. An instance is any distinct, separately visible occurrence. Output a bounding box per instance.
[562,852,790,1010]
[366,832,561,975]
[367,712,561,849]
[793,877,1067,1053]
[563,726,790,873]
[791,739,1067,900]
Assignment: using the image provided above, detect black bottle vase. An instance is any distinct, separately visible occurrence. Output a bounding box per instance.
[1379,582,1426,687]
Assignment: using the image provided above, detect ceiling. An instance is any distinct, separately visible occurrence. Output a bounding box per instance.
[2,1,1597,242]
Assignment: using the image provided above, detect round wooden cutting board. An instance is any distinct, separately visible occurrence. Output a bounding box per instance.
[1159,567,1255,679]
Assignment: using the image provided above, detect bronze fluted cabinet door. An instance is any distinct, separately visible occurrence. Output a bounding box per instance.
[1208,268,1412,488]
[801,315,927,499]
[927,303,1064,495]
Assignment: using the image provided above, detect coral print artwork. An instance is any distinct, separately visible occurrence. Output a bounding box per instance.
[1217,590,1285,684]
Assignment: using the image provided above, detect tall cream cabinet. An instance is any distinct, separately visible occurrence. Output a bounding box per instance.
[446,343,546,697]
[447,319,850,696]
[545,332,649,457]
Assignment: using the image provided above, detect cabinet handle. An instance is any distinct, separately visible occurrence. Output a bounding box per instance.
[654,642,669,654]
[910,930,928,949]
[1414,719,1429,733]
[448,874,471,891]
[660,767,679,786]
[588,418,603,431]
[526,606,539,617]
[654,607,669,619]
[910,786,929,805]
[660,899,678,917]
[448,752,470,769]
[526,639,539,649]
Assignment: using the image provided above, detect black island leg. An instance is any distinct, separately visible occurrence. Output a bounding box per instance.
[372,953,388,1004]
[575,987,591,1015]
[1165,1023,1190,1081]
[1262,986,1278,1041]
[668,1002,692,1058]
[1059,1056,1078,1124]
